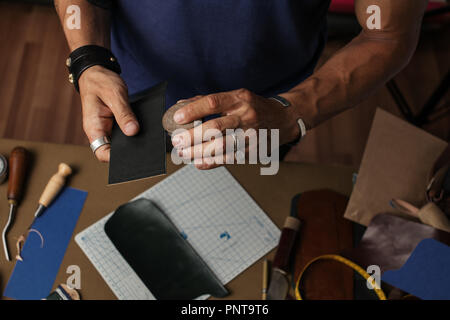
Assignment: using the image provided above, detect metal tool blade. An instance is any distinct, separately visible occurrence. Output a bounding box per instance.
[266,268,290,300]
[2,204,15,261]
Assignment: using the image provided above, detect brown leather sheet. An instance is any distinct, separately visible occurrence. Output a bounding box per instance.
[293,189,354,300]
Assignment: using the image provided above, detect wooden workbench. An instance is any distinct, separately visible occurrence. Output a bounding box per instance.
[0,138,354,300]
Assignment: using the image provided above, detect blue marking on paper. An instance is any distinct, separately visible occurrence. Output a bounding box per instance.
[3,187,87,300]
[382,239,450,300]
[220,231,231,240]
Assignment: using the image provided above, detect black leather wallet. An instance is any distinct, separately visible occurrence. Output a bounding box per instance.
[104,198,229,299]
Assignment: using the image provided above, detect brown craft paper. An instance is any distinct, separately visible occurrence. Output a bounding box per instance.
[344,109,448,226]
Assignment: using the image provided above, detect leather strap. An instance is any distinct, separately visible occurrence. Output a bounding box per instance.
[67,45,121,92]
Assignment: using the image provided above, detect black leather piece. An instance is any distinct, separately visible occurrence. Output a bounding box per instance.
[104,198,229,300]
[108,82,167,184]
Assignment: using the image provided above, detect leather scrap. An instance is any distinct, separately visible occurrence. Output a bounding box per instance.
[342,213,450,274]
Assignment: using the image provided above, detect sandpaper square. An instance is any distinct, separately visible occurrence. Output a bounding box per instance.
[108,82,167,185]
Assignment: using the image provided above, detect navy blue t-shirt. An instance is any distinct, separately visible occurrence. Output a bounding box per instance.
[111,1,330,108]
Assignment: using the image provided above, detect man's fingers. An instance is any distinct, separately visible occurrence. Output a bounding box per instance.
[177,95,204,104]
[179,136,227,160]
[172,115,240,149]
[82,96,113,162]
[94,144,111,163]
[195,153,235,170]
[173,92,237,124]
[100,87,140,136]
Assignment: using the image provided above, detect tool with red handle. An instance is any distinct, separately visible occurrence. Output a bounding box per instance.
[2,147,29,261]
[266,216,301,300]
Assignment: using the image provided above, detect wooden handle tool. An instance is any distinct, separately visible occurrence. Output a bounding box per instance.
[3,146,29,261]
[266,216,301,300]
[272,216,301,272]
[34,163,72,217]
[7,147,28,206]
[15,163,73,262]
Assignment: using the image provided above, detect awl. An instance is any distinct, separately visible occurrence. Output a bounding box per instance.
[266,216,301,300]
[32,163,72,218]
[2,147,28,261]
[16,163,72,261]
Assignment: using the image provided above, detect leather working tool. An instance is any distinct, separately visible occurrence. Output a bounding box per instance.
[262,259,269,300]
[45,284,80,300]
[266,216,301,300]
[16,163,72,261]
[2,147,29,261]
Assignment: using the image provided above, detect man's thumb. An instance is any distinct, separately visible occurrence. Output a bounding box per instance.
[111,101,140,136]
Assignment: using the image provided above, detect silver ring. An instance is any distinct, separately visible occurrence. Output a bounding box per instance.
[230,132,246,162]
[90,136,111,154]
[297,118,307,139]
[230,132,238,153]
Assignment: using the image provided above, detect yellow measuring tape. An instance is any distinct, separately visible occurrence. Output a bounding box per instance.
[295,254,387,300]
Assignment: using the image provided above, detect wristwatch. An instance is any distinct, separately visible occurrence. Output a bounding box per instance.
[269,95,307,143]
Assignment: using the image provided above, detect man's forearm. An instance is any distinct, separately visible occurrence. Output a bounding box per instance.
[282,0,428,130]
[54,0,111,50]
[282,32,418,128]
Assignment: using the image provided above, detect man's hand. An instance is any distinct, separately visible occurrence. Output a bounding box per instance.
[55,0,132,162]
[79,65,139,162]
[171,89,301,170]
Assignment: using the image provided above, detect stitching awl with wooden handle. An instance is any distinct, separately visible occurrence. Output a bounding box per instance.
[33,163,72,218]
[16,163,72,261]
[2,147,29,261]
[266,216,301,300]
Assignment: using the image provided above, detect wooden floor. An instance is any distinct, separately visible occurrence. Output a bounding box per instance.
[0,2,449,168]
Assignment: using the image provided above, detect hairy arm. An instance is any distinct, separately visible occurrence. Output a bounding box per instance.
[54,0,111,50]
[54,0,139,162]
[281,0,428,130]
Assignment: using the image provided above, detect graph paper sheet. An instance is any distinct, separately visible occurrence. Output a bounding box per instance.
[75,165,280,300]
